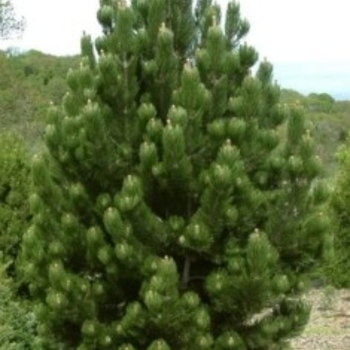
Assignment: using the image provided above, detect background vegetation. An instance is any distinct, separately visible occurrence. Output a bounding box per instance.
[280,89,350,176]
[0,49,79,152]
[0,131,30,277]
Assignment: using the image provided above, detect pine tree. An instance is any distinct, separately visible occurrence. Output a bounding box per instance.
[21,1,331,349]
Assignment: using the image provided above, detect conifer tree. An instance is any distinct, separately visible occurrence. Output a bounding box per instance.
[21,1,330,349]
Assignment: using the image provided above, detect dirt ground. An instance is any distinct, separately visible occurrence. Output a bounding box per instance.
[289,287,350,349]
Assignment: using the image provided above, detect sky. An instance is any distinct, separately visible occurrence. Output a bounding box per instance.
[2,0,350,99]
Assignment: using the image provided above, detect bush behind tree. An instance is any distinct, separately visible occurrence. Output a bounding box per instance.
[325,141,350,287]
[0,132,31,279]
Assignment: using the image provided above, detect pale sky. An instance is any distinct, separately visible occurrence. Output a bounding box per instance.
[238,0,350,64]
[2,0,350,97]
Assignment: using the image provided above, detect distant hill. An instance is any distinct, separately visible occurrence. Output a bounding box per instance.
[0,49,80,152]
[274,62,350,101]
[280,89,350,175]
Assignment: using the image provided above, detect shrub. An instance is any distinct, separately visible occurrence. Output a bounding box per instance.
[0,131,31,279]
[0,257,44,350]
[325,142,350,287]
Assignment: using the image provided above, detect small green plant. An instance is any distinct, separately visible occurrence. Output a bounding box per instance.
[0,255,44,350]
[0,255,68,350]
[0,131,31,279]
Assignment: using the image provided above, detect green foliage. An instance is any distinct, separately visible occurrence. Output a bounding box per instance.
[0,259,44,350]
[21,1,330,349]
[8,50,80,105]
[325,142,350,287]
[0,50,80,152]
[280,89,350,176]
[307,93,335,113]
[0,258,68,350]
[0,132,30,278]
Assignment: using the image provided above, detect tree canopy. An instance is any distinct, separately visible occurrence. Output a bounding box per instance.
[0,0,25,40]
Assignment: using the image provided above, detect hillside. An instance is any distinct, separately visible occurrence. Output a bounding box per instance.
[0,49,80,152]
[280,89,350,175]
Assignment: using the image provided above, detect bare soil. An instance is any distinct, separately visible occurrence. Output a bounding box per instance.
[289,287,350,349]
